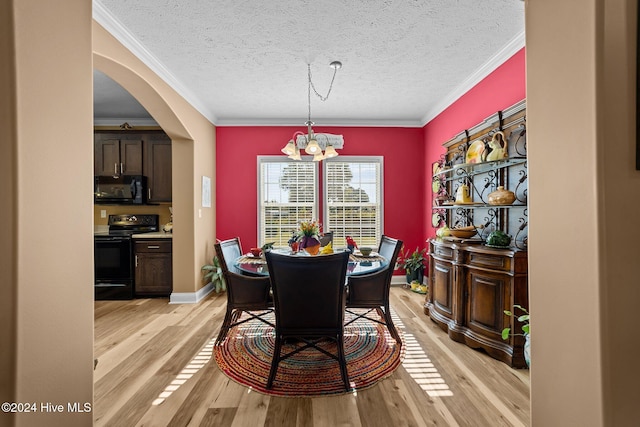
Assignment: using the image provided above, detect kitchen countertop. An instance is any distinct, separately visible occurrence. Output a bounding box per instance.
[93,226,172,239]
[132,232,173,239]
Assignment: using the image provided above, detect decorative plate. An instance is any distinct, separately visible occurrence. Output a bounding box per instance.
[432,162,442,175]
[431,212,441,227]
[466,139,486,164]
[432,178,441,193]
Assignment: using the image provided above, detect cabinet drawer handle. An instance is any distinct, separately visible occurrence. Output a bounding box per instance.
[114,163,118,175]
[148,189,151,200]
[147,245,160,249]
[135,255,138,267]
[120,163,124,174]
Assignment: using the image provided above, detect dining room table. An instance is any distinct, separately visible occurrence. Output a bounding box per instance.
[234,248,389,277]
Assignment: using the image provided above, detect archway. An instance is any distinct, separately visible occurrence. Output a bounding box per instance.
[92,20,217,299]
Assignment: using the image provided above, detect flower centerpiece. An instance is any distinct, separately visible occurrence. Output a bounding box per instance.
[297,219,322,255]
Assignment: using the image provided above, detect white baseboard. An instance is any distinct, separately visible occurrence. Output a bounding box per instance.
[391,275,408,286]
[391,275,428,286]
[169,282,214,304]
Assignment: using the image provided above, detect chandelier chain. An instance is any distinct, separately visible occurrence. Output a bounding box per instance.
[307,63,339,123]
[308,64,338,102]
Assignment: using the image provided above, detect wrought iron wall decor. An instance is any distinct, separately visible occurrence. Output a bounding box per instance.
[432,100,528,250]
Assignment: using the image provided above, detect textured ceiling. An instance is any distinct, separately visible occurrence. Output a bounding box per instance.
[93,0,524,127]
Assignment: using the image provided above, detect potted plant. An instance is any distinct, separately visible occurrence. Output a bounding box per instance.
[397,246,427,284]
[502,304,530,367]
[201,256,226,293]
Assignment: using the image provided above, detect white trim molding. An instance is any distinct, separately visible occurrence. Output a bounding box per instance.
[420,30,525,126]
[169,283,214,304]
[92,0,218,125]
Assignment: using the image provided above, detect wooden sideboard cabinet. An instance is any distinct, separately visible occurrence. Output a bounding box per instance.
[426,238,529,368]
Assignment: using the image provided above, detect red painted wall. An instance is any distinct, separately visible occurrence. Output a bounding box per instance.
[423,48,526,239]
[216,126,425,256]
[216,47,526,276]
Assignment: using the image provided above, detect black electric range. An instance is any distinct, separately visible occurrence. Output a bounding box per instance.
[94,214,159,300]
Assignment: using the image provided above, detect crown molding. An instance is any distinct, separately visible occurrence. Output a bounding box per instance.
[420,30,525,127]
[214,117,424,127]
[92,0,218,124]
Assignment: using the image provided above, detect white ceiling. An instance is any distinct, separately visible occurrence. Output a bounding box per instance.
[93,0,525,127]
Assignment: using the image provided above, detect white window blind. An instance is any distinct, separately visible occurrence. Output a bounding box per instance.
[258,157,318,247]
[323,157,383,248]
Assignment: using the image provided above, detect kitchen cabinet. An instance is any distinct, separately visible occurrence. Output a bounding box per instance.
[134,239,172,296]
[143,132,172,203]
[94,132,143,176]
[427,239,528,368]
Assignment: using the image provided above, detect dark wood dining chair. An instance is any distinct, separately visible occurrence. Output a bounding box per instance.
[214,238,274,344]
[217,237,244,274]
[345,235,404,345]
[264,250,351,391]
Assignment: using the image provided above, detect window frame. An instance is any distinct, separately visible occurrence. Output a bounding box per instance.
[257,156,319,247]
[322,156,384,248]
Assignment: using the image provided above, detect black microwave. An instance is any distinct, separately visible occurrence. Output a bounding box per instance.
[94,175,147,205]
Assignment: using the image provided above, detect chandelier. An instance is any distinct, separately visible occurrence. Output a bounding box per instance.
[281,61,344,162]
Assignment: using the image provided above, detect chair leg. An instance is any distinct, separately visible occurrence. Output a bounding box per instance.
[383,305,402,345]
[266,337,282,389]
[215,306,234,344]
[337,334,350,391]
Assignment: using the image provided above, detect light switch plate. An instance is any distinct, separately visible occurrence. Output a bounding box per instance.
[100,210,107,218]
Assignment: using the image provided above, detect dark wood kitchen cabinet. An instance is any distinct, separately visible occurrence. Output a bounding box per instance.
[143,132,172,203]
[426,238,528,368]
[94,129,172,203]
[134,239,172,296]
[94,132,143,176]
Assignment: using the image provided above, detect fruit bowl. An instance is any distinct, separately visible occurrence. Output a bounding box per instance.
[359,247,373,256]
[249,247,263,257]
[449,228,477,238]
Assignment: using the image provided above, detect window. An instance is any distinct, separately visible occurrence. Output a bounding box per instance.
[324,157,383,248]
[258,156,383,248]
[258,157,318,247]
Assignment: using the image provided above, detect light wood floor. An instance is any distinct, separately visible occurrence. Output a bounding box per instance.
[94,286,530,427]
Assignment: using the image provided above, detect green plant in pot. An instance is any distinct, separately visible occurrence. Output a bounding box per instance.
[397,246,427,284]
[201,255,226,293]
[502,304,530,367]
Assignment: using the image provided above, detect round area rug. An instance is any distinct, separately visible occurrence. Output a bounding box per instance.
[213,310,405,397]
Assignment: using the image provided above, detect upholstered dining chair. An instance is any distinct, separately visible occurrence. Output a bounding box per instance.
[264,250,351,391]
[214,238,274,344]
[345,235,404,345]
